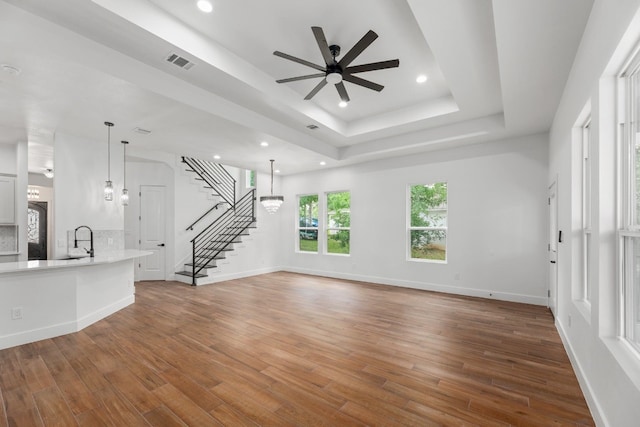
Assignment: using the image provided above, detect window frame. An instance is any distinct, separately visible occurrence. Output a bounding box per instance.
[325,190,350,256]
[582,117,593,304]
[297,194,319,253]
[619,48,640,353]
[407,182,448,263]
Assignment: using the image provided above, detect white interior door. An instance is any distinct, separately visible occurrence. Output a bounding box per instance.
[549,181,558,317]
[140,185,166,281]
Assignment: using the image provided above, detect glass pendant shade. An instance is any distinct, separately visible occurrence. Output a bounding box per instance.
[259,159,284,214]
[120,188,129,206]
[104,121,114,201]
[121,140,129,206]
[104,180,113,201]
[260,195,284,214]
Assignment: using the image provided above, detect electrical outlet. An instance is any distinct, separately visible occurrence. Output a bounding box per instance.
[108,238,114,246]
[11,307,22,320]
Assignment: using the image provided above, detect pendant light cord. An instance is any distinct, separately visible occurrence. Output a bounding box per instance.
[270,159,274,195]
[107,125,111,181]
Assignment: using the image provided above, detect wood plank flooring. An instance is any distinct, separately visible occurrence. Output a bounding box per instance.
[0,272,594,426]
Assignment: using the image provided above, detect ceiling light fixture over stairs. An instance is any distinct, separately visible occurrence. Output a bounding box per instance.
[260,159,284,214]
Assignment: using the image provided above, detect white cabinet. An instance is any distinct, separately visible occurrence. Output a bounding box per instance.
[0,176,16,224]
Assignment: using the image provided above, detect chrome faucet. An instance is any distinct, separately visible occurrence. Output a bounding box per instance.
[74,225,94,257]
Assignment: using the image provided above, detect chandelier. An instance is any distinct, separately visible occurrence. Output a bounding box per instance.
[259,159,284,214]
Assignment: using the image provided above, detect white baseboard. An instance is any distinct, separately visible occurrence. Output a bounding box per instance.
[195,266,282,285]
[0,295,135,351]
[282,267,547,306]
[556,320,607,427]
[0,320,77,351]
[76,295,135,330]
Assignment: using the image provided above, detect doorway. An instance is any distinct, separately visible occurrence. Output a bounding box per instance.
[548,181,558,317]
[27,201,48,260]
[139,185,166,280]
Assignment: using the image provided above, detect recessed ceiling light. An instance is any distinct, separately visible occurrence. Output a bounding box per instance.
[275,169,281,173]
[1,64,21,76]
[197,0,213,13]
[320,161,326,166]
[213,154,221,160]
[339,101,348,108]
[416,74,428,84]
[260,141,269,147]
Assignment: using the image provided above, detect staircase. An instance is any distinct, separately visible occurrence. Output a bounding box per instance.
[176,157,256,285]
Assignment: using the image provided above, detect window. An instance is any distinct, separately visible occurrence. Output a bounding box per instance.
[326,191,350,255]
[245,169,256,188]
[582,118,592,303]
[621,51,640,352]
[298,194,318,252]
[27,208,39,244]
[409,182,447,262]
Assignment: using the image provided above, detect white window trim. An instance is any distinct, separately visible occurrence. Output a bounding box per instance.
[582,117,593,306]
[619,48,640,354]
[325,191,350,256]
[407,182,448,264]
[296,194,319,254]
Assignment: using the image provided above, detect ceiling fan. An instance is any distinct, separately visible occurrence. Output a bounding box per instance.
[274,26,399,102]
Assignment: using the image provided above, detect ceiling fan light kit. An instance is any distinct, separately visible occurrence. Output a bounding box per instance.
[274,26,399,102]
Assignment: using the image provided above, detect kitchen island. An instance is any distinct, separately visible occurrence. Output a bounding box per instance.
[0,250,150,350]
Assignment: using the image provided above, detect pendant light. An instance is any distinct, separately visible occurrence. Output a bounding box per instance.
[121,140,129,206]
[104,121,114,201]
[259,159,284,214]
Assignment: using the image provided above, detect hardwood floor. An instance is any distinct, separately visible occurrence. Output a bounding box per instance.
[0,272,594,426]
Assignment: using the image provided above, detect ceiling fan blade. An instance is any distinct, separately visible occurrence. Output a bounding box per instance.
[311,26,334,66]
[345,59,399,74]
[335,82,350,102]
[338,30,378,68]
[273,51,325,72]
[343,74,384,92]
[304,79,328,100]
[276,73,325,83]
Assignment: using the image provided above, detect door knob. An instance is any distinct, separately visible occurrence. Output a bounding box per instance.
[157,243,165,247]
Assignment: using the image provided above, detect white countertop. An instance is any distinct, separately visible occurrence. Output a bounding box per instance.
[0,250,152,274]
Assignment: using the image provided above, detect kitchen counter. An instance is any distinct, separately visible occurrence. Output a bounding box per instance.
[0,250,151,350]
[0,249,150,274]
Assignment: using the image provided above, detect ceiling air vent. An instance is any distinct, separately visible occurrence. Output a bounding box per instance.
[133,127,151,135]
[306,124,319,130]
[166,53,195,70]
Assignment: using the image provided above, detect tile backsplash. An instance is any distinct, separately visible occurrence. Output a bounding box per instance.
[0,225,18,253]
[66,229,124,257]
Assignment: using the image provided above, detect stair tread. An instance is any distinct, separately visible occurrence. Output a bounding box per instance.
[175,271,207,278]
[185,263,217,268]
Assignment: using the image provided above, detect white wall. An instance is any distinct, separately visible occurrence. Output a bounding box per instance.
[54,132,124,259]
[15,141,27,261]
[281,134,549,305]
[0,144,17,174]
[549,1,640,426]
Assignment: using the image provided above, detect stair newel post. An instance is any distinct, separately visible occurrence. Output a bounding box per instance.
[251,189,256,220]
[191,239,196,286]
